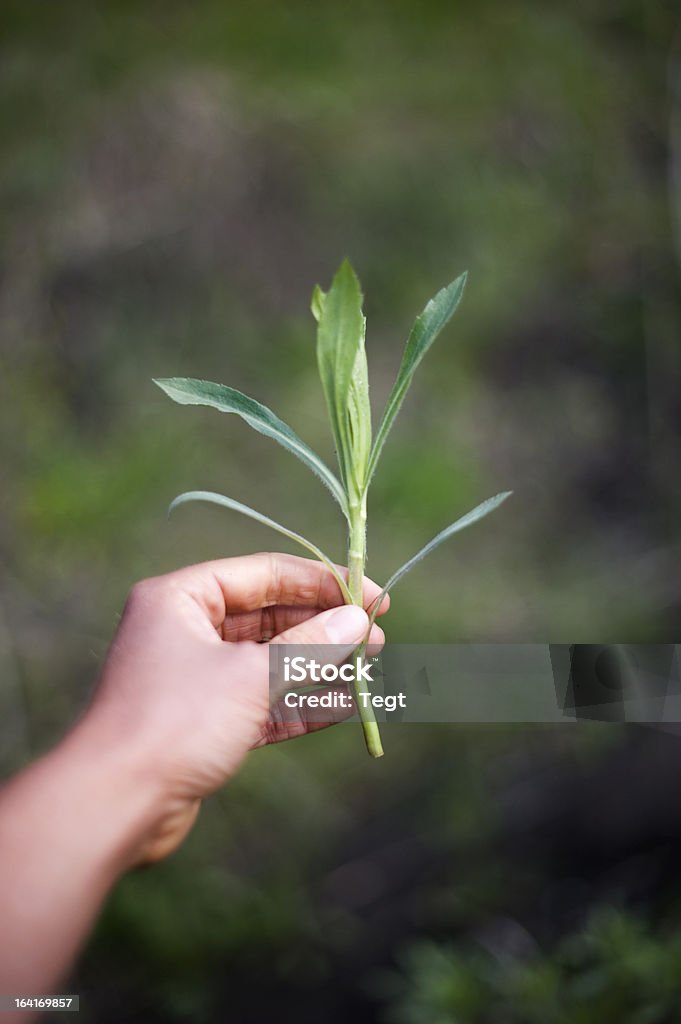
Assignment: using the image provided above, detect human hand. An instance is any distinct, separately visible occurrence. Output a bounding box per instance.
[79,553,389,863]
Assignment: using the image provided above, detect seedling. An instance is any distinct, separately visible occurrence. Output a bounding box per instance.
[154,261,511,758]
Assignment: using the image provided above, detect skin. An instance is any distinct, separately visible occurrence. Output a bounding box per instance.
[0,552,388,1019]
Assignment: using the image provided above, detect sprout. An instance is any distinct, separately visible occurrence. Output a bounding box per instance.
[154,260,511,758]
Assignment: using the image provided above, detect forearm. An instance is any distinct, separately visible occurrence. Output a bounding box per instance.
[0,718,161,1017]
[0,554,385,1022]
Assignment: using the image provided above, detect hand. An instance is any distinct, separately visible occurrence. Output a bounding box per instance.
[81,552,389,863]
[0,552,390,1004]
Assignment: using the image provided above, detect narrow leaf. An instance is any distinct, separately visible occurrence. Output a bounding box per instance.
[346,315,372,491]
[310,285,326,323]
[367,491,512,626]
[315,260,369,496]
[168,490,352,604]
[366,271,467,486]
[153,377,348,517]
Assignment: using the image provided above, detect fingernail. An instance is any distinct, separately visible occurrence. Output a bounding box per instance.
[325,605,369,645]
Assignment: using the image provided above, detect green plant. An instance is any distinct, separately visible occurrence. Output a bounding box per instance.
[378,907,681,1024]
[154,260,510,758]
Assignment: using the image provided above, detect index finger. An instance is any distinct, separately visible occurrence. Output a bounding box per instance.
[163,552,390,629]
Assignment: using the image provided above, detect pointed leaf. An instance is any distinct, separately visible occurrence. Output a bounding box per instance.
[367,491,512,626]
[168,490,352,604]
[346,315,372,491]
[316,260,370,497]
[154,377,348,517]
[310,284,326,323]
[366,271,467,486]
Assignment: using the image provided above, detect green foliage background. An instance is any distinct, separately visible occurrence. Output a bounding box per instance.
[1,1,680,1021]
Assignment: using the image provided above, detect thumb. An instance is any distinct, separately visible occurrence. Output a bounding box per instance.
[272,604,369,651]
[270,606,370,695]
[267,605,371,734]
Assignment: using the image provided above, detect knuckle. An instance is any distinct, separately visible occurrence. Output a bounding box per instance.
[265,551,281,605]
[128,577,154,602]
[126,575,166,610]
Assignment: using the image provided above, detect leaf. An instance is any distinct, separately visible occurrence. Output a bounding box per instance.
[366,271,467,487]
[310,284,326,323]
[168,490,352,604]
[315,260,370,498]
[367,491,512,626]
[346,315,372,493]
[153,377,348,518]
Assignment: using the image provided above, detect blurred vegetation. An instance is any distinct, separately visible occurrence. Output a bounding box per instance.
[380,907,681,1024]
[1,0,681,1021]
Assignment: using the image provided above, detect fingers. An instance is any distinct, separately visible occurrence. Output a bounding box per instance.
[255,686,355,747]
[268,604,384,702]
[159,553,390,629]
[221,604,386,644]
[221,605,318,642]
[271,603,368,649]
[364,627,385,659]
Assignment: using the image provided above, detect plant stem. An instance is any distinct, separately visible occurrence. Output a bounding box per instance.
[348,497,384,758]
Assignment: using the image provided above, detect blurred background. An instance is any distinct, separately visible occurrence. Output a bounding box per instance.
[2,1,681,1020]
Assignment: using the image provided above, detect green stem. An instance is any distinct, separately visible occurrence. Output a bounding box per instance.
[348,498,384,758]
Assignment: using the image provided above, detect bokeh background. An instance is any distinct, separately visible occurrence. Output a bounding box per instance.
[2,1,681,1021]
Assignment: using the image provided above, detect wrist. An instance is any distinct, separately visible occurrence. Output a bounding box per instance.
[49,711,170,874]
[62,700,205,866]
[0,711,169,999]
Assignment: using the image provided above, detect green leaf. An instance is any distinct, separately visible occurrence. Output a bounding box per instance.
[367,491,512,626]
[346,316,372,493]
[366,271,467,486]
[153,377,348,518]
[310,284,326,323]
[168,490,352,604]
[315,260,371,498]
